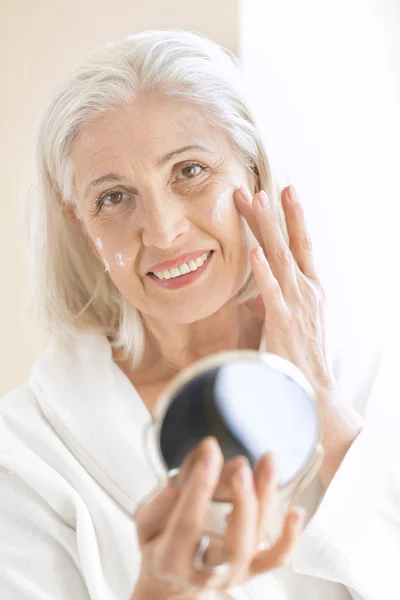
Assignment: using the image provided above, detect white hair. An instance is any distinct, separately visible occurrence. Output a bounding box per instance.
[26,29,286,369]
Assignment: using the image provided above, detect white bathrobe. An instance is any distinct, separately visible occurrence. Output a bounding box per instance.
[0,329,399,600]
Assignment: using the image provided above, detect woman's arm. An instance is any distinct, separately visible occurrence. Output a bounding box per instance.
[130,572,211,600]
[315,385,365,489]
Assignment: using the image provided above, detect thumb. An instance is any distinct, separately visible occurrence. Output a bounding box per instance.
[134,479,179,544]
[245,295,265,320]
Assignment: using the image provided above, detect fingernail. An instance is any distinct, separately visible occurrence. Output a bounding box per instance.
[288,185,298,203]
[259,190,269,208]
[260,453,278,487]
[262,451,276,471]
[202,438,220,468]
[255,247,264,262]
[292,507,306,522]
[235,464,253,490]
[239,185,252,203]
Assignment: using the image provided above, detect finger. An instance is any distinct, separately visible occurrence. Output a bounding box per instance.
[176,451,249,503]
[234,186,263,243]
[162,437,224,562]
[250,507,306,575]
[249,246,290,332]
[134,479,180,544]
[252,189,299,298]
[135,442,206,543]
[171,443,202,490]
[213,455,252,502]
[282,186,320,281]
[253,453,279,544]
[224,460,258,572]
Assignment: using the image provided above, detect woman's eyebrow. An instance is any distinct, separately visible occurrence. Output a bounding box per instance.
[155,144,214,168]
[84,173,134,200]
[84,145,214,199]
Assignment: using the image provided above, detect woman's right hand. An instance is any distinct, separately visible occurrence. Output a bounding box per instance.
[132,437,305,599]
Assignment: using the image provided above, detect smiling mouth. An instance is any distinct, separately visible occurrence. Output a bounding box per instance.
[147,251,214,289]
[149,250,213,280]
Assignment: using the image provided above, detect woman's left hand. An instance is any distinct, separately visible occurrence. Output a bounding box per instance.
[234,185,364,487]
[235,184,335,396]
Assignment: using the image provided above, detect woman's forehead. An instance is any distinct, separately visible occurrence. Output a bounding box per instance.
[71,134,227,194]
[72,97,222,157]
[70,99,233,187]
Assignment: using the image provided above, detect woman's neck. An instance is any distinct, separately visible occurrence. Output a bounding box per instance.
[113,303,263,386]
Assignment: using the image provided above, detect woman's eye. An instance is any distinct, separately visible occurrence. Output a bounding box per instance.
[94,190,127,214]
[102,191,124,206]
[176,163,206,181]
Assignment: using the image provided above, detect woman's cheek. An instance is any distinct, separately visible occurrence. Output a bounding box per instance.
[93,236,110,272]
[210,188,232,224]
[90,230,135,274]
[209,187,243,228]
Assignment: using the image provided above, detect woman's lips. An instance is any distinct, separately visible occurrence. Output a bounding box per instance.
[147,248,212,274]
[148,251,214,290]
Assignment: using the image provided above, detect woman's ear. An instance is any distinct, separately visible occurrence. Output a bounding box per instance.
[61,201,80,224]
[60,201,100,259]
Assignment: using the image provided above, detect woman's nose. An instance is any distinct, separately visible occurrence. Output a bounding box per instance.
[140,200,190,249]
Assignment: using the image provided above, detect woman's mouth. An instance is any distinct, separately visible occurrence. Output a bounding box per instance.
[147,251,214,290]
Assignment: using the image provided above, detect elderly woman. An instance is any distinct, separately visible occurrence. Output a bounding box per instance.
[0,30,399,600]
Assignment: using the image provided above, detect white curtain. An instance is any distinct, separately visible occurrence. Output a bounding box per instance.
[239,0,400,409]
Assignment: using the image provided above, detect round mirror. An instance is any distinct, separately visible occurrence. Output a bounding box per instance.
[147,351,321,493]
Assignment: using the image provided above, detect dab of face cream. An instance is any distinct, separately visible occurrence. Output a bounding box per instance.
[95,237,104,250]
[212,189,232,224]
[103,259,110,272]
[115,252,133,267]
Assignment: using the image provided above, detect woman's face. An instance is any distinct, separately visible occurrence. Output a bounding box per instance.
[70,96,257,323]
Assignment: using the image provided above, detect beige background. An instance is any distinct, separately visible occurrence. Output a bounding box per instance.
[0,0,238,396]
[1,0,399,402]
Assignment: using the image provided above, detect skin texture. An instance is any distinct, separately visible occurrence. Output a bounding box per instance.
[66,95,364,598]
[70,96,263,382]
[233,185,364,490]
[133,438,305,598]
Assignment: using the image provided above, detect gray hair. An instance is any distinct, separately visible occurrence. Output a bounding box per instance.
[26,29,286,369]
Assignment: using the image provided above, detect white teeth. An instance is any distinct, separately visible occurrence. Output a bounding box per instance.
[179,263,191,275]
[153,251,211,280]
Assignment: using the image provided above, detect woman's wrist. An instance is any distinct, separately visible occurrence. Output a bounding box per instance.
[131,571,211,600]
[316,384,364,488]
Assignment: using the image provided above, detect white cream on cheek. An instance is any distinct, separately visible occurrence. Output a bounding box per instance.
[211,188,234,224]
[93,237,132,271]
[95,237,108,270]
[115,252,133,267]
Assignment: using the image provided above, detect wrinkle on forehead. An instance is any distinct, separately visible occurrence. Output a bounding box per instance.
[70,99,229,196]
[75,134,219,177]
[73,98,218,155]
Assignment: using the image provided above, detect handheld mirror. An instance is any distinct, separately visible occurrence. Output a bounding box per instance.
[144,349,324,536]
